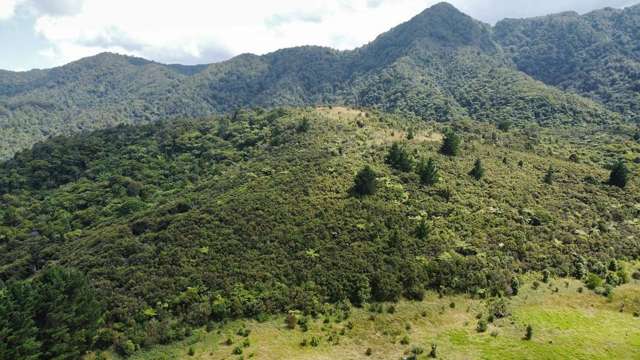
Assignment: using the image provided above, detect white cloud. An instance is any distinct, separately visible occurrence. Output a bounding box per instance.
[3,0,637,69]
[0,0,25,20]
[32,0,440,66]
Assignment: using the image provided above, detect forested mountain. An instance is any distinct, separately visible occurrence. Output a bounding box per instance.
[495,4,640,121]
[0,2,627,159]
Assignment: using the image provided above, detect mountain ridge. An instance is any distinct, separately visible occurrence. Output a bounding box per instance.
[0,2,636,159]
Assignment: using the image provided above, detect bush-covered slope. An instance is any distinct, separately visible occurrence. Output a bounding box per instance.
[1,107,638,355]
[495,4,640,121]
[0,3,623,159]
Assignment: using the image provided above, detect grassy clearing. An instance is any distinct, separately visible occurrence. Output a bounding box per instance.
[98,279,640,360]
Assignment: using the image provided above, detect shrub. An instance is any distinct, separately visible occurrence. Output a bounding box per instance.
[429,344,437,358]
[476,319,488,333]
[585,273,603,290]
[310,336,320,347]
[188,347,195,356]
[543,166,554,185]
[286,312,297,330]
[365,347,373,356]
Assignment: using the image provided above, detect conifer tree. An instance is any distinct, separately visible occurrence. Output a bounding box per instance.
[353,166,377,196]
[415,220,429,240]
[386,143,412,172]
[543,166,555,185]
[417,158,439,186]
[469,159,484,180]
[608,160,629,188]
[440,130,461,156]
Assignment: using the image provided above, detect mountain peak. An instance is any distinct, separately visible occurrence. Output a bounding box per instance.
[365,0,495,54]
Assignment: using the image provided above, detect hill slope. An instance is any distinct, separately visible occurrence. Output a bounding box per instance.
[0,2,621,159]
[495,4,640,121]
[1,106,638,355]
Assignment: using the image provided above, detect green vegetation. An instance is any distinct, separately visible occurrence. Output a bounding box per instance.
[469,159,485,180]
[0,106,638,357]
[439,130,461,156]
[609,161,629,189]
[99,279,640,360]
[495,4,640,121]
[0,267,103,360]
[417,158,439,186]
[1,2,640,358]
[386,142,413,172]
[353,165,378,196]
[0,2,630,159]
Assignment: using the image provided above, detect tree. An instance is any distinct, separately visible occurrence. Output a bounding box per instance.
[469,159,484,180]
[415,220,429,240]
[510,277,520,296]
[543,166,555,185]
[440,130,461,156]
[429,344,437,358]
[608,160,629,188]
[417,158,439,186]
[0,282,42,360]
[35,267,104,360]
[386,143,412,172]
[524,325,533,340]
[497,120,512,132]
[353,166,377,196]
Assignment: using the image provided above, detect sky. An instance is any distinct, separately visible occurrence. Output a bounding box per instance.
[0,0,637,71]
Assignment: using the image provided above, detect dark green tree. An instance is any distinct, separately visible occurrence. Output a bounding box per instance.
[353,166,377,196]
[525,325,533,340]
[35,267,104,360]
[543,166,555,185]
[386,143,412,172]
[415,220,429,240]
[511,277,520,296]
[417,158,439,186]
[608,160,629,188]
[439,131,461,156]
[0,282,42,360]
[469,159,484,180]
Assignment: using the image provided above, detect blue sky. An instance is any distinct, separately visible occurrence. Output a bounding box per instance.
[0,0,637,71]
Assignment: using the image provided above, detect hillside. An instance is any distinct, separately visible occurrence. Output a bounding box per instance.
[0,2,624,159]
[1,106,638,357]
[495,4,640,121]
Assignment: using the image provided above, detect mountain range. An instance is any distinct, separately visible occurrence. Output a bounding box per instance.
[1,2,639,159]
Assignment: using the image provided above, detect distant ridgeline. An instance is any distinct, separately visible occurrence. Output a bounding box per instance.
[2,2,640,159]
[0,106,638,357]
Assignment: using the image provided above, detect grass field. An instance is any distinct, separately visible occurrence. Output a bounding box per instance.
[97,277,640,360]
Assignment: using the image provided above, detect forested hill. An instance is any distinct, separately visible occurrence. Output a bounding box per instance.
[0,2,628,159]
[495,4,640,121]
[1,106,638,358]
